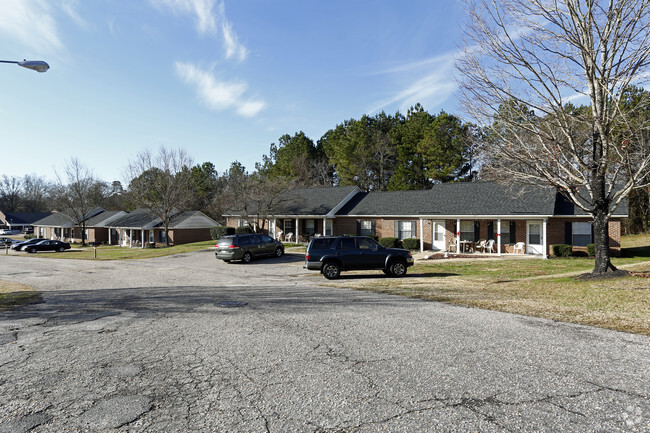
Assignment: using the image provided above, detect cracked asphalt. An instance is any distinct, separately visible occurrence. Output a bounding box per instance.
[0,249,648,432]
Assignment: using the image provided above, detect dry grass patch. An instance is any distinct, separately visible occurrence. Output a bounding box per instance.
[329,256,650,335]
[0,280,42,310]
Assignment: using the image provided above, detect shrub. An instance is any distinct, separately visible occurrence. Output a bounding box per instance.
[401,238,419,250]
[211,226,235,239]
[552,244,573,257]
[235,226,254,234]
[586,244,596,257]
[379,237,400,248]
[367,234,379,242]
[24,234,36,240]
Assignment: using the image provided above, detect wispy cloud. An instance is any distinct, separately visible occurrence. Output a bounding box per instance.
[62,0,87,29]
[175,62,264,117]
[0,0,64,55]
[150,0,247,62]
[368,50,459,114]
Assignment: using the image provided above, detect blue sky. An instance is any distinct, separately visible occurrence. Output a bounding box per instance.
[0,0,468,184]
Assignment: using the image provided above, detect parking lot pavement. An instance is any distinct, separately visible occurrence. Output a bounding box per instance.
[1,251,648,432]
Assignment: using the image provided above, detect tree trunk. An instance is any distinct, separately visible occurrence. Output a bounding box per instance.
[592,207,617,274]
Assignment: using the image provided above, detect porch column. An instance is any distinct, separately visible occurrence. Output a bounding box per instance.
[271,218,276,239]
[543,218,548,259]
[419,218,424,252]
[295,218,299,242]
[141,229,145,248]
[129,229,133,248]
[497,219,502,256]
[456,218,461,253]
[323,217,327,236]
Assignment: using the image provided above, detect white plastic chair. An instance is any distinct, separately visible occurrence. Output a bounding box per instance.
[475,239,487,253]
[285,232,293,243]
[276,230,283,241]
[513,242,525,254]
[485,239,495,253]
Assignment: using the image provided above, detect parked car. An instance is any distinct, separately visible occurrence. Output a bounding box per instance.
[11,238,46,251]
[0,237,21,246]
[304,235,414,279]
[215,234,284,263]
[24,240,71,253]
[0,229,20,235]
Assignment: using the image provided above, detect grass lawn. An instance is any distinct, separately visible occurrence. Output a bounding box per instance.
[334,234,650,335]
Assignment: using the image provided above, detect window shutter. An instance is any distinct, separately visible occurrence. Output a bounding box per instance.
[510,221,516,244]
[590,223,594,244]
[356,220,360,235]
[412,220,417,237]
[371,220,376,235]
[487,221,494,240]
[474,221,480,242]
[565,222,572,245]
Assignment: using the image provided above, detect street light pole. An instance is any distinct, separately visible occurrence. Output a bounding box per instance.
[0,59,49,73]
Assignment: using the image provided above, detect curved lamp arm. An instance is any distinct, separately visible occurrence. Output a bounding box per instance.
[0,59,50,73]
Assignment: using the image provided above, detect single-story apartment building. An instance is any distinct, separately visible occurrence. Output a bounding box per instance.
[105,208,219,248]
[224,183,627,258]
[0,211,51,233]
[33,208,126,244]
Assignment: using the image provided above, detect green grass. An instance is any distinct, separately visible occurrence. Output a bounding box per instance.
[331,233,650,335]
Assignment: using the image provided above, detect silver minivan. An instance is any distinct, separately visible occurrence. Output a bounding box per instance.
[215,234,284,263]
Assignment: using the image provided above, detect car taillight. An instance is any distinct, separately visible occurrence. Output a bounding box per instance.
[305,252,310,260]
[229,244,239,249]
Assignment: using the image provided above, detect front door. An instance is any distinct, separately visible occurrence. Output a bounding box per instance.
[527,221,543,255]
[432,220,446,251]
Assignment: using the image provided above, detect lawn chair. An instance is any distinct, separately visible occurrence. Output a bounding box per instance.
[285,232,294,243]
[448,238,457,253]
[485,239,495,253]
[513,242,525,254]
[475,239,487,253]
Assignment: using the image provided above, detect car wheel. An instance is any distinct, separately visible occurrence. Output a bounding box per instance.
[389,261,407,277]
[27,248,36,254]
[322,262,341,280]
[242,251,252,264]
[275,247,284,257]
[57,246,65,252]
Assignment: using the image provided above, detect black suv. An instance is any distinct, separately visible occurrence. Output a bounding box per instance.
[215,234,284,263]
[305,236,414,279]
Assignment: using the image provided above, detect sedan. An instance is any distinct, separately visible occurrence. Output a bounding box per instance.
[24,240,71,253]
[11,238,46,251]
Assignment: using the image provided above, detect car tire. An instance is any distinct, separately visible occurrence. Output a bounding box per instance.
[242,251,252,264]
[389,261,407,277]
[322,262,341,280]
[275,247,284,257]
[57,246,65,252]
[27,248,36,254]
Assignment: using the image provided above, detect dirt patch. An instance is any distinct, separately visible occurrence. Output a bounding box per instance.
[575,270,630,280]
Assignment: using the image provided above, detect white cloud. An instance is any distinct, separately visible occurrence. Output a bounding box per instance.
[0,0,63,55]
[175,62,264,117]
[368,50,459,114]
[62,0,86,29]
[151,0,247,62]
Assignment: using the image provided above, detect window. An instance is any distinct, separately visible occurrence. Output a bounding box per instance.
[237,219,249,227]
[284,219,294,234]
[396,221,416,240]
[357,237,379,250]
[304,219,316,236]
[501,221,510,244]
[325,219,333,236]
[460,221,474,242]
[572,222,592,246]
[360,220,374,236]
[337,238,356,250]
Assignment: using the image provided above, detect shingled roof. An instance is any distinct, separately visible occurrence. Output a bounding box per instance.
[225,185,361,217]
[336,182,628,218]
[107,209,218,230]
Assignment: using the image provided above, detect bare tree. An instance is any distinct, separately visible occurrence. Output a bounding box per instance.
[457,0,650,274]
[53,158,99,246]
[125,146,194,246]
[0,176,22,212]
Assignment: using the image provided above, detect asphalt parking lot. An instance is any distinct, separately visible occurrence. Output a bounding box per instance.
[0,250,648,432]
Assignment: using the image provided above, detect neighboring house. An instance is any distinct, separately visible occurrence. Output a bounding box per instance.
[0,211,51,232]
[33,208,108,243]
[224,183,628,258]
[106,208,218,248]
